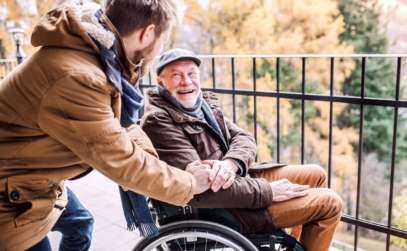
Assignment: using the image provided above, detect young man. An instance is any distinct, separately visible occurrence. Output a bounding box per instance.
[141,48,344,251]
[0,2,212,250]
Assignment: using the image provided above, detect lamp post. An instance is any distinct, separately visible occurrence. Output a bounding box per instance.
[8,27,25,64]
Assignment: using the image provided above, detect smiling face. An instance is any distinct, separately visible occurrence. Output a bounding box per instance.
[158,59,201,108]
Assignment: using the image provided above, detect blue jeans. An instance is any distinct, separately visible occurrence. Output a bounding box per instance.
[27,187,94,251]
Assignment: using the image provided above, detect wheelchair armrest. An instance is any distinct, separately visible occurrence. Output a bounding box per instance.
[150,199,241,231]
[150,199,197,225]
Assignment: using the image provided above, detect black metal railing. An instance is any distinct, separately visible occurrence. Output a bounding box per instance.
[3,53,407,250]
[0,59,17,79]
[141,54,407,251]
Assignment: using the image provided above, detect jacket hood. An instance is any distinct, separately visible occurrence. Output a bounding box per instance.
[31,2,115,54]
[31,2,142,82]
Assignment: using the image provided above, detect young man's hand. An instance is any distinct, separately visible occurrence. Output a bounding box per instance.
[201,159,238,192]
[270,179,310,202]
[185,160,212,195]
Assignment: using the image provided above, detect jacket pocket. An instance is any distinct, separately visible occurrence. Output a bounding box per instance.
[183,124,204,135]
[183,124,206,155]
[6,176,61,227]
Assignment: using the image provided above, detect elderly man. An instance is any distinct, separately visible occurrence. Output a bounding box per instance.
[0,3,213,251]
[141,48,344,251]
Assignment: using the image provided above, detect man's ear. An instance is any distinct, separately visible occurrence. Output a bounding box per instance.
[139,24,156,48]
[157,76,165,87]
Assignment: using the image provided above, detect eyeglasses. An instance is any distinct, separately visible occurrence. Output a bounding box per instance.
[169,72,200,82]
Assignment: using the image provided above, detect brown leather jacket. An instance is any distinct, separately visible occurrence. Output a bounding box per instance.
[141,89,277,233]
[0,4,196,250]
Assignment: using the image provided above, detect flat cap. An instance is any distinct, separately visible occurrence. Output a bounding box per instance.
[156,48,201,75]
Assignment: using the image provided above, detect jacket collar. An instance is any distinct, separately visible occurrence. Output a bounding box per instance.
[95,15,141,83]
[147,88,221,124]
[68,3,141,83]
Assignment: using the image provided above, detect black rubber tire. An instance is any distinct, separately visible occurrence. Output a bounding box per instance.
[133,220,258,251]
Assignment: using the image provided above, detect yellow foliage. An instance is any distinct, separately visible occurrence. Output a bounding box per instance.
[392,187,407,248]
[183,0,359,182]
[185,0,356,91]
[257,127,272,162]
[1,0,60,58]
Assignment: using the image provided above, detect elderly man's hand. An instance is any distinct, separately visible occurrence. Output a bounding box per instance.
[201,159,238,192]
[186,160,212,195]
[270,179,310,202]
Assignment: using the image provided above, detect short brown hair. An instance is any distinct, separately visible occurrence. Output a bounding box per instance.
[104,0,183,37]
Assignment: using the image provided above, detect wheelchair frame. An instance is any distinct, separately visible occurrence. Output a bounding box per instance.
[133,202,306,251]
[133,220,258,251]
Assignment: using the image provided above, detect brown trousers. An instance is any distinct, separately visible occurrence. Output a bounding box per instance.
[254,164,343,251]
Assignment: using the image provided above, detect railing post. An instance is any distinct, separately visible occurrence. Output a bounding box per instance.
[386,57,402,251]
[328,57,335,188]
[354,57,366,251]
[276,57,281,163]
[231,57,236,123]
[252,57,257,143]
[301,57,306,164]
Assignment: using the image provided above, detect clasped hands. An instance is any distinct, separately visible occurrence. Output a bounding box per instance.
[186,160,310,202]
[186,159,237,193]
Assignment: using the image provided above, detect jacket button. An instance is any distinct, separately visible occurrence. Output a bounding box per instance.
[10,190,20,201]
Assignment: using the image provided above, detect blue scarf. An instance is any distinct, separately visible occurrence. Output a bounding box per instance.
[91,9,158,237]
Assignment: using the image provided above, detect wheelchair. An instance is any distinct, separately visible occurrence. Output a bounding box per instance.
[133,200,306,251]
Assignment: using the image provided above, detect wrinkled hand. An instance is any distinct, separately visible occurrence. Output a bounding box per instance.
[270,179,309,202]
[186,160,212,195]
[202,159,238,192]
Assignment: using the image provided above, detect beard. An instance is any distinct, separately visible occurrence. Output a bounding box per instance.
[130,40,157,81]
[175,95,198,108]
[170,90,200,109]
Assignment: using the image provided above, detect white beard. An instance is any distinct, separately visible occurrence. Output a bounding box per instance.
[170,90,198,108]
[177,98,198,108]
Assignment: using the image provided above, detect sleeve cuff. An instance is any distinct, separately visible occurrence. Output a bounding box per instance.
[181,172,196,205]
[224,158,246,176]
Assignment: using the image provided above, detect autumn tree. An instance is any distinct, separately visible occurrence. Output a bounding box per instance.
[392,187,407,248]
[337,1,407,237]
[1,0,64,59]
[339,0,407,163]
[180,0,357,207]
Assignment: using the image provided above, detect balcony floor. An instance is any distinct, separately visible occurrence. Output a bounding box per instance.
[49,171,140,250]
[49,171,342,251]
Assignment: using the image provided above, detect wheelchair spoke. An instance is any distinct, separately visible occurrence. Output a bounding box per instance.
[194,231,198,251]
[162,243,171,251]
[174,238,183,250]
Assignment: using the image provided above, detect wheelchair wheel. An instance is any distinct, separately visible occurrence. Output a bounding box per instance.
[249,229,306,251]
[273,233,305,251]
[133,220,258,251]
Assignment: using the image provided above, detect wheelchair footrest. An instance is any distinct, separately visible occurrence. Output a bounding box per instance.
[246,229,300,250]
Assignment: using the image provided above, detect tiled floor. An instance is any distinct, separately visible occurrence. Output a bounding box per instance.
[49,171,141,251]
